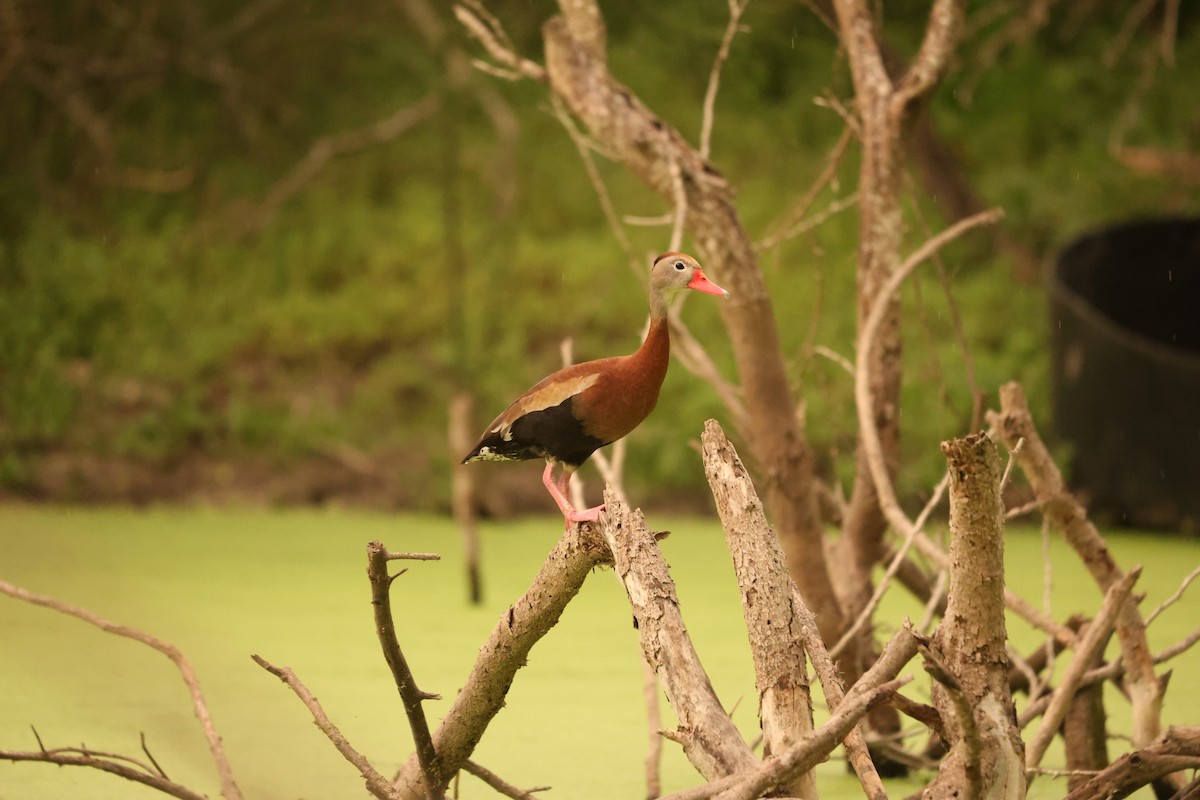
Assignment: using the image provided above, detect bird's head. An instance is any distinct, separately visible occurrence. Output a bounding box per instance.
[649,252,729,312]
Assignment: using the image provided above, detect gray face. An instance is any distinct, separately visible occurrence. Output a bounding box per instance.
[650,253,703,300]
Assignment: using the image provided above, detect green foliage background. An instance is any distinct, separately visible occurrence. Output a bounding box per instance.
[1,2,1197,508]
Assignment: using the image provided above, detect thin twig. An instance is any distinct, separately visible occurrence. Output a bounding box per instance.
[1146,564,1200,625]
[758,125,854,252]
[140,732,169,779]
[238,94,440,235]
[919,571,948,633]
[0,747,208,800]
[665,148,688,252]
[813,344,854,376]
[758,193,858,252]
[668,314,748,434]
[699,0,748,160]
[1005,497,1044,520]
[829,470,950,659]
[387,552,442,561]
[461,760,549,799]
[1040,515,1057,706]
[549,94,638,272]
[1156,624,1200,665]
[454,3,546,82]
[1104,0,1159,67]
[999,437,1025,494]
[252,655,401,800]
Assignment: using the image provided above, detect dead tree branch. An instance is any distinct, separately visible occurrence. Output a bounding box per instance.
[715,678,912,800]
[252,655,402,800]
[700,419,818,799]
[988,382,1171,760]
[851,208,1071,646]
[699,0,748,160]
[366,541,443,799]
[832,0,967,680]
[392,521,613,797]
[1063,726,1200,800]
[922,433,1026,799]
[600,488,757,781]
[0,744,207,800]
[1025,568,1140,770]
[236,93,440,236]
[660,630,917,800]
[698,417,891,798]
[461,760,549,799]
[0,579,244,800]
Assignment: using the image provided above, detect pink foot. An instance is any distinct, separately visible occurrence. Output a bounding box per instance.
[565,504,606,526]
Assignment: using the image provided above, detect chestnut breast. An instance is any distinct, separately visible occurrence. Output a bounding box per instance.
[573,319,670,444]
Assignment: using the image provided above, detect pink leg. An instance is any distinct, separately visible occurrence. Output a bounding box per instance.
[541,461,605,527]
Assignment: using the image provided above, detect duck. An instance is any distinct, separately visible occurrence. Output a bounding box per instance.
[462,252,728,525]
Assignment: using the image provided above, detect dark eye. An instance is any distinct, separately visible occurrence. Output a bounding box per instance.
[674,261,685,271]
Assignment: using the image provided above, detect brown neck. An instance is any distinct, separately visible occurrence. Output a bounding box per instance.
[630,316,670,378]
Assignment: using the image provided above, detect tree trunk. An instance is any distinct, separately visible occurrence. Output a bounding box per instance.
[830,0,967,756]
[540,1,845,645]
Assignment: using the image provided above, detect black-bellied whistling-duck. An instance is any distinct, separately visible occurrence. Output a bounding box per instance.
[462,252,728,525]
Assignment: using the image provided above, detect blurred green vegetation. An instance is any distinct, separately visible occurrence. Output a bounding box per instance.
[1,2,1197,508]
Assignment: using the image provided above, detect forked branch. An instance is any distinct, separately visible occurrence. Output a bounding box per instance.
[0,579,243,800]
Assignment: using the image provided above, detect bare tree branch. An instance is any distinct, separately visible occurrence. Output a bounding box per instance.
[829,470,949,660]
[988,382,1172,765]
[393,522,612,796]
[366,541,443,799]
[699,0,748,160]
[0,745,208,800]
[1063,726,1200,800]
[236,93,440,235]
[700,419,818,799]
[0,579,244,800]
[1025,568,1140,770]
[600,488,757,781]
[252,655,402,800]
[758,125,854,252]
[461,760,549,799]
[851,207,1072,645]
[454,3,546,82]
[660,637,917,800]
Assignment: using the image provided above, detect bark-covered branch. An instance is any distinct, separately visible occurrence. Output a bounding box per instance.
[1,735,207,800]
[1063,726,1200,800]
[366,541,443,799]
[700,419,818,798]
[393,522,612,797]
[1024,568,1139,770]
[922,433,1025,799]
[599,488,757,781]
[988,382,1170,761]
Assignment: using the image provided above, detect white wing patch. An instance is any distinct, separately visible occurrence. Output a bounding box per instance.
[489,372,601,440]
